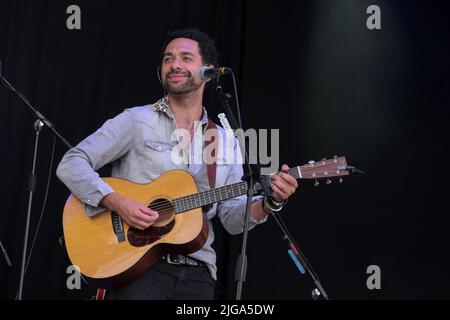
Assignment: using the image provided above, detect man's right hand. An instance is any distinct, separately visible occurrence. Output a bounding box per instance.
[100,193,159,230]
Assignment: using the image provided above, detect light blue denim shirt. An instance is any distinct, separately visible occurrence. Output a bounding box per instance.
[56,97,266,280]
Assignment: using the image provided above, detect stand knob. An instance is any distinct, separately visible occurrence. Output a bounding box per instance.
[34,119,44,132]
[312,288,321,300]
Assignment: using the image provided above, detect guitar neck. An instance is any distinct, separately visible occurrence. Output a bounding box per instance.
[173,166,302,213]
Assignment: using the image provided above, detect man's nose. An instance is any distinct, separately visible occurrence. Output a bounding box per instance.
[171,57,182,70]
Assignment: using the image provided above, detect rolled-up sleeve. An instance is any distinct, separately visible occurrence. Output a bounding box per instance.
[216,139,267,235]
[56,110,135,211]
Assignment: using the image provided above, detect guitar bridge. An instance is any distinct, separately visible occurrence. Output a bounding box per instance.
[111,212,125,243]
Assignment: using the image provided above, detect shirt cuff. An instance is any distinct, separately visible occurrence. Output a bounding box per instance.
[84,204,108,216]
[81,183,114,216]
[249,196,267,226]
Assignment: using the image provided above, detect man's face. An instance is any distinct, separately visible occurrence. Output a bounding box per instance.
[161,38,205,95]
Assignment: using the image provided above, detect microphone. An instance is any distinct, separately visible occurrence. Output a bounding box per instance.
[198,66,232,81]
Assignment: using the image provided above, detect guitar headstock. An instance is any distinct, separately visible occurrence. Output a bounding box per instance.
[299,156,349,185]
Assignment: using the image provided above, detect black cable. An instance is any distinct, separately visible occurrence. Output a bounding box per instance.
[230,71,243,129]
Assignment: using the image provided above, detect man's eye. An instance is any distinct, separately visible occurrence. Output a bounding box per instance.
[164,57,173,63]
[183,56,192,61]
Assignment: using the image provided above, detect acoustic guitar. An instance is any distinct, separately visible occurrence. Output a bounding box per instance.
[62,156,349,288]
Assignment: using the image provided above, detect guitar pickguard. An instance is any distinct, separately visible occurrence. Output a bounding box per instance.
[127,219,175,247]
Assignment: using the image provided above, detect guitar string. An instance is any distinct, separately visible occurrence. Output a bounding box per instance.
[145,183,249,213]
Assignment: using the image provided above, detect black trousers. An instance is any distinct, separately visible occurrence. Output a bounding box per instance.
[107,260,215,300]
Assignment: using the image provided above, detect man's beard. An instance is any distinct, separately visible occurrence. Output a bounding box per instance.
[163,71,202,95]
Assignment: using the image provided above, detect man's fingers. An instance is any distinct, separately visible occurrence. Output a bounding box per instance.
[278,172,298,188]
[273,175,296,194]
[137,208,158,223]
[138,204,159,222]
[271,173,297,190]
[139,205,158,217]
[271,184,289,200]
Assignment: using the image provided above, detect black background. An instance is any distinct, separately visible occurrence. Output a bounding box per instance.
[1,0,449,299]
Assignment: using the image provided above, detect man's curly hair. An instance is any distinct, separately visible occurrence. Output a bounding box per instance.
[161,28,219,67]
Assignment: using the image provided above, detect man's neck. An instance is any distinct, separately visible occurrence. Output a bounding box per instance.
[168,90,204,132]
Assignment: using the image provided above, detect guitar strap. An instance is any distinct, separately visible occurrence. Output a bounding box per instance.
[95,288,106,300]
[205,119,218,189]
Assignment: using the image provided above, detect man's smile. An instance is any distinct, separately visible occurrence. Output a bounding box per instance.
[167,73,190,81]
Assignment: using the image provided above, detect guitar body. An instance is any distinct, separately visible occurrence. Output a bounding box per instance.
[62,169,208,289]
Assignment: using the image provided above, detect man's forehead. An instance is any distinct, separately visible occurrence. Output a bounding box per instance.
[164,38,199,54]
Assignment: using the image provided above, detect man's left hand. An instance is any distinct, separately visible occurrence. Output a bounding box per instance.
[270,164,298,202]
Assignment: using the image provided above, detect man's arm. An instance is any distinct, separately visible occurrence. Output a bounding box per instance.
[57,110,135,207]
[56,109,158,230]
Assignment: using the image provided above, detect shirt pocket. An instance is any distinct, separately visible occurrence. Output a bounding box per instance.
[143,140,178,175]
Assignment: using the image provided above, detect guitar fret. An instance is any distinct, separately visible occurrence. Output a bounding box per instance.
[208,191,214,204]
[175,181,254,213]
[192,196,196,209]
[202,192,207,206]
[199,193,204,207]
[196,195,200,208]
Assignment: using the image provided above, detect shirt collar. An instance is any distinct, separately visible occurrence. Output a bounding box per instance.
[153,96,209,126]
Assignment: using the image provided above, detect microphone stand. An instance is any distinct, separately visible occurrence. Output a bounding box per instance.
[271,212,329,300]
[0,61,72,300]
[215,79,272,300]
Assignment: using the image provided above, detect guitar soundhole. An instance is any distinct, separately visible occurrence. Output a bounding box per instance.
[127,198,175,247]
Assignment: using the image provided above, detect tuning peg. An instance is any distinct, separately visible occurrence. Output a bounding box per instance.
[314,180,319,187]
[308,160,315,165]
[326,179,332,185]
[339,178,343,184]
[321,158,326,161]
[333,155,337,159]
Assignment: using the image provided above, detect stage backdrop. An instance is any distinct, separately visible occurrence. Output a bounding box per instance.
[0,0,449,299]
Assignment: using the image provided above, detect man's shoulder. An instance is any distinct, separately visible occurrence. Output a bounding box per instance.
[122,104,160,127]
[124,104,156,116]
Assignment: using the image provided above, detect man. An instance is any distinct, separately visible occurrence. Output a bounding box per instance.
[57,28,298,299]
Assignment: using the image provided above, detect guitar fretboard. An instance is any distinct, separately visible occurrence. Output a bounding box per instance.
[173,166,301,213]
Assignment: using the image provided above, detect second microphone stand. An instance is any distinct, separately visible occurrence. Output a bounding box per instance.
[271,212,329,300]
[1,65,72,300]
